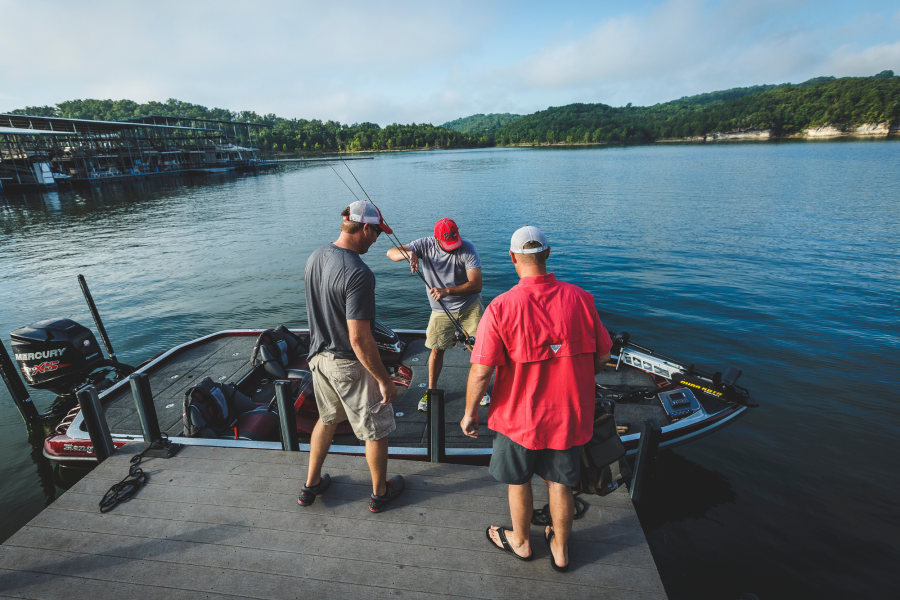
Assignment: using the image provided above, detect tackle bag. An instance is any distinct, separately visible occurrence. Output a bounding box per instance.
[250,325,309,379]
[579,410,632,496]
[183,376,276,440]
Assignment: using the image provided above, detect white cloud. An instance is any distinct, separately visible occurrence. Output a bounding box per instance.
[1,0,898,124]
[467,0,900,110]
[828,40,900,75]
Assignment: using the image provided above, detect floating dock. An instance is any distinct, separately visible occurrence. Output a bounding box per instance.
[0,444,666,599]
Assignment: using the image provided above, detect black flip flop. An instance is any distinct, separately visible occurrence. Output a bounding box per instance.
[544,528,569,573]
[485,526,533,561]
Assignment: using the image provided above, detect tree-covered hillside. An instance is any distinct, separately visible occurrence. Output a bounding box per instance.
[8,72,898,152]
[8,99,485,154]
[495,73,900,145]
[442,113,523,134]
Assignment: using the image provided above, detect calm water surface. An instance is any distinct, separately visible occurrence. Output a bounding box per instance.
[1,141,898,598]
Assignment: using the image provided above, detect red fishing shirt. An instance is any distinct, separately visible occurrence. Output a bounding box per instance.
[471,273,612,450]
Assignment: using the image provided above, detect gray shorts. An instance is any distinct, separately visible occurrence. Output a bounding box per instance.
[308,352,396,442]
[489,432,581,488]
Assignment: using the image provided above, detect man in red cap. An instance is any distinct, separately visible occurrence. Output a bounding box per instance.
[387,218,484,412]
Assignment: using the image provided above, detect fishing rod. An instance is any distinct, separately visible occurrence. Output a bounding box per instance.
[333,159,475,350]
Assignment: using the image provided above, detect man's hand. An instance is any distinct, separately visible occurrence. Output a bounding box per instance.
[429,287,449,301]
[348,318,396,405]
[378,378,398,405]
[461,411,480,438]
[463,363,494,438]
[408,252,419,273]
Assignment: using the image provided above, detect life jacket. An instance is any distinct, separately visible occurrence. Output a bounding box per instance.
[183,376,258,438]
[250,325,308,379]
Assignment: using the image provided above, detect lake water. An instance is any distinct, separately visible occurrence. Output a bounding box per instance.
[1,141,898,599]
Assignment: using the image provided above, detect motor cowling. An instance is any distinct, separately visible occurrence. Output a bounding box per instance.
[10,318,104,395]
[373,321,405,361]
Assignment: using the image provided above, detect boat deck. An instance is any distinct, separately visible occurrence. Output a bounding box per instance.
[95,334,496,449]
[0,444,667,599]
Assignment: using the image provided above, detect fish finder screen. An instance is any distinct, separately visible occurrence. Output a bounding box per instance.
[670,392,685,400]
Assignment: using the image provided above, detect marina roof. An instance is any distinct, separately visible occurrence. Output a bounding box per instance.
[0,114,223,134]
[0,126,79,136]
[124,115,275,128]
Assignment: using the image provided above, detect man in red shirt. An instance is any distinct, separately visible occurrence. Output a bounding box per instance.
[461,225,612,572]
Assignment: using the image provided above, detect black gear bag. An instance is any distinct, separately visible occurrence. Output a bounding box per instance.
[579,408,632,496]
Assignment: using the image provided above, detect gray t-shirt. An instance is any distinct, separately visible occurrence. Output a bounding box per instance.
[304,243,376,360]
[407,236,481,312]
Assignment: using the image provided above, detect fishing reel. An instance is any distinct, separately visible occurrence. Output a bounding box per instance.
[454,330,475,348]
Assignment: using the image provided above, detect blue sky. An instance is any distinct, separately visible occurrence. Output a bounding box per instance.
[1,0,898,125]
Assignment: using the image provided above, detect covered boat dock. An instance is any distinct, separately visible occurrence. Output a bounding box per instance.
[0,114,275,192]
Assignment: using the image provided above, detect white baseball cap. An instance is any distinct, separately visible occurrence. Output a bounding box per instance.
[344,200,393,235]
[510,225,548,254]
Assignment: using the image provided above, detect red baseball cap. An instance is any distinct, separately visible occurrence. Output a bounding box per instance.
[434,218,462,251]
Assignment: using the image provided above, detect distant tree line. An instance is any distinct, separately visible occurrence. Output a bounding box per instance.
[7,99,486,155]
[9,72,899,153]
[494,73,900,145]
[442,113,523,134]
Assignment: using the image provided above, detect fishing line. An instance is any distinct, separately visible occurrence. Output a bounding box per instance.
[329,163,361,201]
[341,157,373,203]
[333,159,474,349]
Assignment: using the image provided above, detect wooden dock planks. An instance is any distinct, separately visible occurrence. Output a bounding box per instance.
[0,445,666,599]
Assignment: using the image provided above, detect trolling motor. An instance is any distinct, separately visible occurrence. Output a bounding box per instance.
[0,275,136,427]
[608,330,758,409]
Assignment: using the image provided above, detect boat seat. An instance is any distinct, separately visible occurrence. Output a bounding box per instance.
[183,376,279,441]
[250,325,310,380]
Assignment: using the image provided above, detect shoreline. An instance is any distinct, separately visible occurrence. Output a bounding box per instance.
[265,122,899,159]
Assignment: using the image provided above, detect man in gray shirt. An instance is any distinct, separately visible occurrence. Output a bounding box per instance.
[387,218,484,412]
[301,200,404,513]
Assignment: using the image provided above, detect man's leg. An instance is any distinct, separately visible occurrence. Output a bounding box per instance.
[428,347,445,389]
[365,436,389,496]
[306,419,339,488]
[546,481,574,568]
[488,481,533,558]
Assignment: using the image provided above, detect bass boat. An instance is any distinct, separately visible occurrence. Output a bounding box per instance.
[0,279,758,468]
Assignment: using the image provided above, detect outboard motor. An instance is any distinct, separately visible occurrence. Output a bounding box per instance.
[10,318,133,398]
[373,321,405,361]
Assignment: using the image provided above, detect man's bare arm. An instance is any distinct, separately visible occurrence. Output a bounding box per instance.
[594,351,611,375]
[386,245,418,273]
[348,319,398,405]
[430,268,483,301]
[460,363,494,438]
[386,245,411,261]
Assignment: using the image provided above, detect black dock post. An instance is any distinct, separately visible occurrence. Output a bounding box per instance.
[129,373,161,443]
[0,341,40,426]
[78,274,117,361]
[275,380,299,451]
[426,388,446,463]
[629,418,661,503]
[76,384,115,463]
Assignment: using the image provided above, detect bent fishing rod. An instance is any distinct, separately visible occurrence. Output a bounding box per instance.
[329,160,475,351]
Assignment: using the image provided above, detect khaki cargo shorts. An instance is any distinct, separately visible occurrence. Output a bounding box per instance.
[425,299,484,350]
[308,352,396,442]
